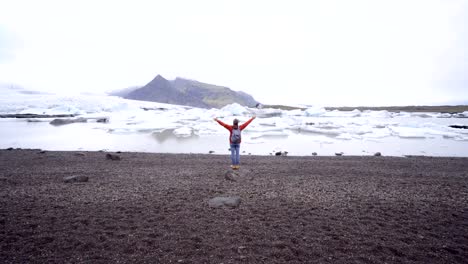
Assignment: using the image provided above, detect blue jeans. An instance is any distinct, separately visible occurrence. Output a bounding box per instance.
[230,144,240,165]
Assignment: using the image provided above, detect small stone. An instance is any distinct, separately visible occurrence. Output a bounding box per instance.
[75,152,86,156]
[208,197,241,208]
[335,152,343,156]
[209,150,215,154]
[225,171,237,182]
[64,175,89,183]
[39,150,46,154]
[374,152,382,156]
[106,153,121,160]
[96,118,109,123]
[312,152,317,156]
[7,147,14,151]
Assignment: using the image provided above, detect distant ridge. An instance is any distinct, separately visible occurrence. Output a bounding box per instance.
[114,75,258,109]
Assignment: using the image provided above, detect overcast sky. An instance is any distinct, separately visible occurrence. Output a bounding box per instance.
[0,0,467,106]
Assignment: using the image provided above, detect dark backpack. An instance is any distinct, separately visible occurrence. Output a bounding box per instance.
[231,127,241,144]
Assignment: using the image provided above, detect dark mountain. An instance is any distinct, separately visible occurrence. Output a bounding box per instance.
[108,86,141,97]
[120,75,258,108]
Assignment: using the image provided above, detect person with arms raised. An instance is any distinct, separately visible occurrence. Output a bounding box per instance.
[214,116,256,170]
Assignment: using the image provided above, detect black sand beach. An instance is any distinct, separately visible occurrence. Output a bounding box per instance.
[1,149,467,263]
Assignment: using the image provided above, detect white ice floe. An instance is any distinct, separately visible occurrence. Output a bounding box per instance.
[389,126,427,138]
[322,109,361,118]
[284,109,304,116]
[410,112,438,118]
[2,87,468,156]
[252,108,283,118]
[304,106,327,117]
[220,103,248,116]
[361,110,392,118]
[173,127,193,137]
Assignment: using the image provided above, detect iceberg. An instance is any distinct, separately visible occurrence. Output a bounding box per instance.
[304,106,326,117]
[173,127,193,137]
[220,103,248,116]
[362,110,392,118]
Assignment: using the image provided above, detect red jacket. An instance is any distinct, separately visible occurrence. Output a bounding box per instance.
[215,117,255,144]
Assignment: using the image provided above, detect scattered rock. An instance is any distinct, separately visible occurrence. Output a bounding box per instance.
[209,150,215,154]
[312,152,317,156]
[305,122,315,125]
[449,125,468,129]
[335,152,344,156]
[38,150,46,154]
[106,153,121,161]
[96,118,109,123]
[7,147,14,151]
[374,152,382,157]
[50,117,87,126]
[116,151,122,154]
[225,170,237,182]
[208,196,241,208]
[63,175,89,183]
[275,151,288,156]
[75,152,86,156]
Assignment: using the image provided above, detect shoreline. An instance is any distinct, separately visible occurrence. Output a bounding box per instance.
[1,149,467,263]
[2,147,468,158]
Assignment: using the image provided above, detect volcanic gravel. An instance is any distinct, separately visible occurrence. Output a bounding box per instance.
[1,149,467,263]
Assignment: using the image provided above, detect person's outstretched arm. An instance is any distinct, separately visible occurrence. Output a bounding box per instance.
[240,116,256,130]
[214,118,231,130]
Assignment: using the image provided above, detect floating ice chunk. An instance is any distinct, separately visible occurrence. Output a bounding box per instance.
[252,108,283,118]
[299,126,342,136]
[362,128,392,139]
[410,112,437,118]
[362,110,392,118]
[220,103,248,116]
[389,126,427,138]
[173,127,193,137]
[436,113,453,118]
[258,117,277,126]
[304,106,326,117]
[394,112,412,118]
[284,109,304,116]
[322,109,361,117]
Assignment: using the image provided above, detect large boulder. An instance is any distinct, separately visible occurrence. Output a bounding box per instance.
[106,153,121,160]
[208,197,241,208]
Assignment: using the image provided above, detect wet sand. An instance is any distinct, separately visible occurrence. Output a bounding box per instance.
[1,149,467,263]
